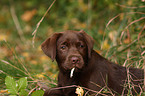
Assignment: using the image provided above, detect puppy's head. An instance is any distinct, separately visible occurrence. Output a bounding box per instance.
[41,30,94,72]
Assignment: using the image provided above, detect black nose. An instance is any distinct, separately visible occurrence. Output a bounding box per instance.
[71,57,80,64]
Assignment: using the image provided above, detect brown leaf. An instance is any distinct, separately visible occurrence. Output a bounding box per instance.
[21,9,37,22]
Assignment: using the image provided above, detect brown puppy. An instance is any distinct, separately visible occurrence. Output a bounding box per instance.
[41,30,143,96]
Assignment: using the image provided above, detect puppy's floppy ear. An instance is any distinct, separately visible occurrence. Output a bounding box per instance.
[41,33,62,61]
[80,30,94,58]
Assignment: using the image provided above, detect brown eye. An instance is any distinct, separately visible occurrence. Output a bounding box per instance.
[61,45,66,49]
[80,45,84,48]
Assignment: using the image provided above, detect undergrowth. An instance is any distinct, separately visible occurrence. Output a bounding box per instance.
[0,0,145,96]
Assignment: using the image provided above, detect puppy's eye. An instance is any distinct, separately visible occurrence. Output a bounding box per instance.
[61,45,66,49]
[80,45,84,48]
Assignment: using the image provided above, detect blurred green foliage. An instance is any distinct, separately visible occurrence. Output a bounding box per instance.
[0,0,144,95]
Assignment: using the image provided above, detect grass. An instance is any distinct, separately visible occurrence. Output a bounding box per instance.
[0,0,145,95]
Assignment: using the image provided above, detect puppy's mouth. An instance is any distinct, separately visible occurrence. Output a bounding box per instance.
[62,60,84,78]
[63,61,84,70]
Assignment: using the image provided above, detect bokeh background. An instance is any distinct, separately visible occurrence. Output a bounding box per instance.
[0,0,145,95]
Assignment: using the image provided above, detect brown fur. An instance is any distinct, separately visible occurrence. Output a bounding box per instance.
[41,30,143,96]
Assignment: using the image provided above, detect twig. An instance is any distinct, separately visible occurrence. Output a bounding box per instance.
[32,0,56,48]
[143,57,145,92]
[90,81,102,89]
[50,85,77,90]
[106,13,121,28]
[138,85,143,96]
[49,84,107,95]
[121,79,127,95]
[105,12,145,29]
[120,17,145,44]
[126,68,133,95]
[0,70,9,76]
[4,41,34,80]
[9,0,25,42]
[1,60,28,76]
[138,24,145,41]
[28,85,38,95]
[84,91,89,96]
[100,73,115,96]
[37,82,49,90]
[87,0,92,30]
[119,35,145,53]
[116,3,145,9]
[95,86,106,96]
[81,86,107,96]
[10,43,34,80]
[123,56,137,67]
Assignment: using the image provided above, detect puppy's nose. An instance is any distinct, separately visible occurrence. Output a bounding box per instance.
[71,57,80,64]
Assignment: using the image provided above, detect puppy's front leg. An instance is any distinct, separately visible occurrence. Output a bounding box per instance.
[43,88,63,96]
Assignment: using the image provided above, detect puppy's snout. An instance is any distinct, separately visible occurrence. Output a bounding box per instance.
[71,56,80,64]
[67,54,84,69]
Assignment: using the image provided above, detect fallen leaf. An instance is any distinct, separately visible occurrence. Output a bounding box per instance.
[75,86,84,96]
[22,52,29,57]
[40,55,49,61]
[0,90,8,94]
[95,50,101,54]
[102,40,110,50]
[109,31,116,41]
[30,60,37,65]
[0,34,7,41]
[35,73,45,78]
[21,9,37,22]
[123,38,131,44]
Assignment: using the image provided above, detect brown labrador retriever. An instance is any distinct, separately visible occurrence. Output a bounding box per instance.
[41,30,143,96]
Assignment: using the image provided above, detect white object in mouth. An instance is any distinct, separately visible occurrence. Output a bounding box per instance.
[70,68,75,78]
